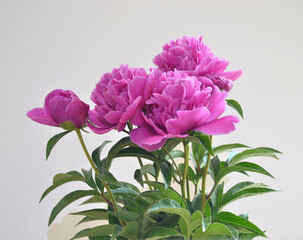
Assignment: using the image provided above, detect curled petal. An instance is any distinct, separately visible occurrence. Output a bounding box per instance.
[65,100,89,128]
[87,110,116,134]
[130,127,167,151]
[27,108,58,126]
[195,115,239,135]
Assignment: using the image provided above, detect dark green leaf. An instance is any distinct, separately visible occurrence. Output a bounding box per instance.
[96,169,118,184]
[226,99,244,119]
[193,222,238,239]
[108,211,140,222]
[110,225,122,240]
[187,135,214,156]
[40,171,85,202]
[71,209,108,219]
[71,225,115,239]
[165,150,184,160]
[210,183,224,216]
[160,161,173,189]
[92,141,111,169]
[134,169,143,187]
[141,164,157,178]
[158,138,182,161]
[46,131,70,160]
[178,164,196,183]
[49,190,100,226]
[209,156,221,181]
[82,168,97,190]
[116,147,160,163]
[118,221,141,239]
[215,211,266,237]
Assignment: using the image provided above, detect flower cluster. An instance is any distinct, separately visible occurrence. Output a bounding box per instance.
[27,36,241,150]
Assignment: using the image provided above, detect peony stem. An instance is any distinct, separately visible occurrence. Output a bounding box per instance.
[201,135,212,216]
[75,129,125,226]
[181,141,190,200]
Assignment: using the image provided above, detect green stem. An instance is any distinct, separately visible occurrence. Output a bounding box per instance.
[163,146,182,182]
[181,141,190,199]
[75,129,125,226]
[137,156,153,190]
[201,135,212,216]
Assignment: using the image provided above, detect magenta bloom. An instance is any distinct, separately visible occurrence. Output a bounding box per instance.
[130,70,239,151]
[153,36,242,92]
[88,65,150,134]
[27,89,89,129]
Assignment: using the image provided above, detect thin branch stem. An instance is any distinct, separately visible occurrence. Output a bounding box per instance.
[75,129,125,226]
[201,135,213,216]
[162,146,182,182]
[181,140,190,200]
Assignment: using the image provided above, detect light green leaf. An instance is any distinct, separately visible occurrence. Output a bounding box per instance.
[190,210,203,235]
[229,148,279,166]
[216,161,274,182]
[213,143,249,155]
[193,222,238,239]
[46,131,70,160]
[143,227,182,240]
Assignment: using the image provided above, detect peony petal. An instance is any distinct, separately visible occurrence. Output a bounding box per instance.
[48,96,71,124]
[27,108,58,126]
[44,89,66,115]
[195,115,239,135]
[87,110,116,134]
[221,70,243,81]
[118,96,142,131]
[128,76,148,103]
[65,99,89,128]
[105,111,124,124]
[166,107,210,135]
[206,86,227,122]
[130,127,167,151]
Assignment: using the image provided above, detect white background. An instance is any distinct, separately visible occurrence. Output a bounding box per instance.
[1,0,302,239]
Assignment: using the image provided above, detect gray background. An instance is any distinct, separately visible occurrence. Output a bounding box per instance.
[1,0,302,239]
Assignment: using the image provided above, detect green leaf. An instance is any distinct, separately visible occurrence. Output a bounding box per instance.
[108,211,140,222]
[134,169,143,187]
[178,164,196,183]
[92,141,111,170]
[213,143,249,155]
[210,183,224,216]
[89,236,111,240]
[160,161,173,189]
[144,182,184,206]
[158,138,182,161]
[189,210,203,235]
[226,99,244,118]
[193,222,238,239]
[239,232,259,240]
[82,168,97,190]
[118,221,141,239]
[209,156,221,181]
[216,162,274,182]
[116,147,160,163]
[228,148,279,166]
[187,135,214,156]
[110,181,140,193]
[49,190,100,226]
[221,182,276,209]
[215,211,266,237]
[141,164,157,178]
[143,227,182,240]
[71,209,108,220]
[102,137,132,170]
[40,171,85,202]
[111,187,140,197]
[80,195,106,205]
[46,131,70,160]
[71,225,115,239]
[110,225,122,240]
[165,150,185,160]
[146,199,191,238]
[96,169,118,184]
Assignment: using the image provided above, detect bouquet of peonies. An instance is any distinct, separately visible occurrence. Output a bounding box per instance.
[27,36,280,240]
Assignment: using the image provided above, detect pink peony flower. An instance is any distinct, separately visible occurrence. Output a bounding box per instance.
[130,69,239,151]
[27,89,89,129]
[87,65,150,134]
[153,36,242,92]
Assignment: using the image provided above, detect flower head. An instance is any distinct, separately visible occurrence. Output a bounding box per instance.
[153,36,242,91]
[88,64,149,134]
[130,69,239,151]
[27,89,89,130]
